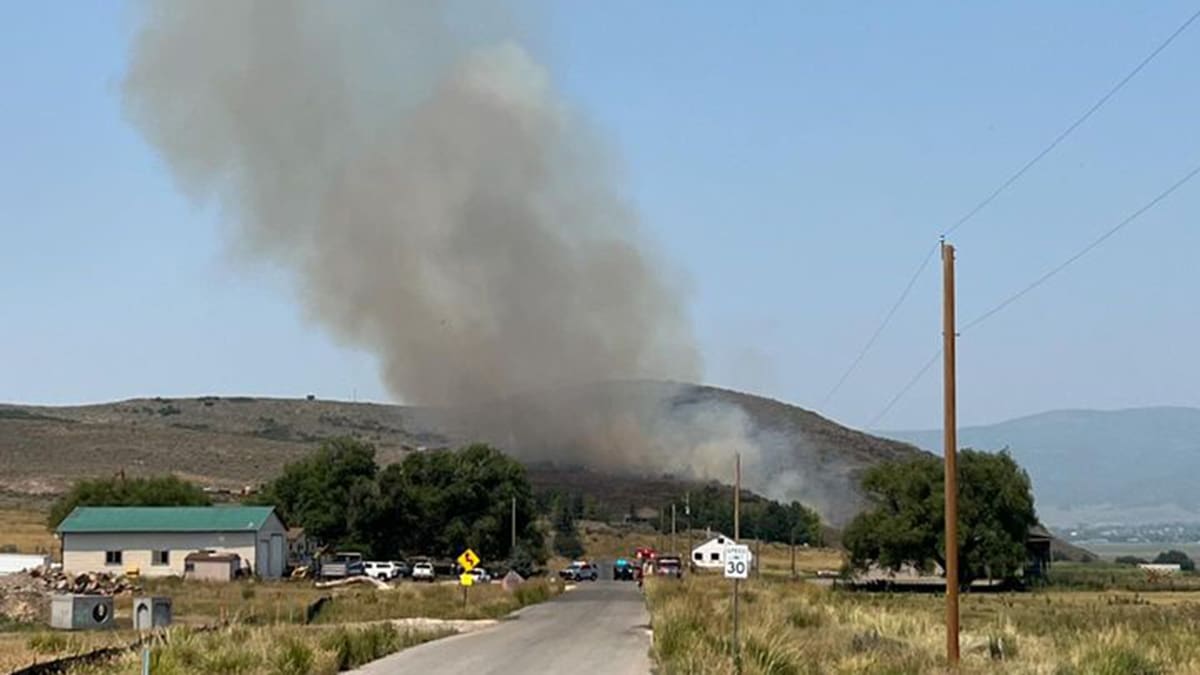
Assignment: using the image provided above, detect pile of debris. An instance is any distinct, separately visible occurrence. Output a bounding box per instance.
[0,568,141,624]
[28,567,141,595]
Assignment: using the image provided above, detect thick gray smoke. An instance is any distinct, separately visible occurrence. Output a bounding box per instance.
[124,0,697,405]
[123,1,844,522]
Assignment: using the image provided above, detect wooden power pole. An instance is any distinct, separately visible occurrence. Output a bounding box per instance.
[733,452,742,674]
[942,241,960,666]
[671,503,677,553]
[511,496,517,552]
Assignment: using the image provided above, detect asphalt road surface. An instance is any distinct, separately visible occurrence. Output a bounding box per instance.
[351,580,652,675]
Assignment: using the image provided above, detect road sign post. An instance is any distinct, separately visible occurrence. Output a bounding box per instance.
[725,541,752,657]
[457,549,480,610]
[724,545,751,580]
[457,549,480,572]
[731,453,743,674]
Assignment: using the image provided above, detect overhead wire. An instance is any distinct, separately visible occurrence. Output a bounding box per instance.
[821,6,1200,408]
[958,162,1200,334]
[869,159,1200,427]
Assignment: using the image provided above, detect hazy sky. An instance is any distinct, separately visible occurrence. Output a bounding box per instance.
[2,2,1198,430]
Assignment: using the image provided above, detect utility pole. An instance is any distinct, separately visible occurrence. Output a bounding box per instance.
[942,241,960,667]
[671,503,677,553]
[734,453,741,541]
[511,496,517,553]
[733,452,742,674]
[790,526,797,579]
[658,507,665,552]
[685,492,693,569]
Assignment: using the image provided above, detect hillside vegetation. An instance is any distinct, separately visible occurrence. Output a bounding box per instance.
[0,382,921,525]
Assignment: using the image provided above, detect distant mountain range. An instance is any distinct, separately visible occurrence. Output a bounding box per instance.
[883,407,1200,526]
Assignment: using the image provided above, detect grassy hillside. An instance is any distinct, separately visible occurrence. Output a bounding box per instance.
[0,382,921,525]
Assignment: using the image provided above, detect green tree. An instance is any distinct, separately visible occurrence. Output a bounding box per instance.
[549,492,584,559]
[49,475,210,529]
[843,450,1037,585]
[374,444,543,562]
[1152,550,1195,571]
[254,437,378,547]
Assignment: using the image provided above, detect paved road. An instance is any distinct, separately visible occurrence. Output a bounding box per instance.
[351,581,652,675]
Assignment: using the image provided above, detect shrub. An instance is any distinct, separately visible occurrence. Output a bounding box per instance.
[513,581,552,607]
[27,632,75,654]
[321,624,400,670]
[554,530,585,559]
[270,637,315,675]
[786,605,823,629]
[1069,645,1161,675]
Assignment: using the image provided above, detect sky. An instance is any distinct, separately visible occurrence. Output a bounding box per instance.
[2,1,1198,431]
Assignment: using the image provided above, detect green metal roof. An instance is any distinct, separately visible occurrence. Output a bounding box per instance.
[57,506,277,534]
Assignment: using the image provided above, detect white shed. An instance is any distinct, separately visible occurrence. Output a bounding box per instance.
[57,506,288,579]
[691,534,737,569]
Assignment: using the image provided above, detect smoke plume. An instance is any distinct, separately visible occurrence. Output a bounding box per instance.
[124,0,698,405]
[123,1,845,522]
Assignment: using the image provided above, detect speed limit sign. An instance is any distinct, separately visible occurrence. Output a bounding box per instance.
[723,544,751,579]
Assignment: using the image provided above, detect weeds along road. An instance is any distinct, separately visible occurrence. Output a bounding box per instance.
[351,579,652,675]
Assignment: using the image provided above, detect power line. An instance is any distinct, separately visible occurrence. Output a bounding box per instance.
[960,161,1200,333]
[868,159,1200,427]
[869,348,941,429]
[822,6,1200,407]
[821,241,939,406]
[944,5,1200,238]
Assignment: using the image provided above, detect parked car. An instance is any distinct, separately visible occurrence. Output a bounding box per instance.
[364,561,402,580]
[655,555,683,579]
[559,561,598,582]
[320,552,365,579]
[613,558,636,581]
[469,567,492,583]
[412,561,436,582]
[391,560,410,578]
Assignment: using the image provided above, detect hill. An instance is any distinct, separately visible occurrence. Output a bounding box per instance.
[883,407,1200,526]
[0,382,921,526]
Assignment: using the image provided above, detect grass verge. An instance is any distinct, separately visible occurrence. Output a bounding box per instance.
[646,574,1200,674]
[69,623,453,674]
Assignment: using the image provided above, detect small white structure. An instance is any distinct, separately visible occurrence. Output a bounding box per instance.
[57,506,288,579]
[0,553,50,576]
[1139,563,1182,574]
[691,533,737,569]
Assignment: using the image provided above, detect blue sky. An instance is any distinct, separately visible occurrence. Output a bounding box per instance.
[2,2,1198,430]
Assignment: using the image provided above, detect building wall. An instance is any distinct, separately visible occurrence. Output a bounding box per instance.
[62,531,258,578]
[186,559,239,582]
[691,536,733,569]
[254,514,288,578]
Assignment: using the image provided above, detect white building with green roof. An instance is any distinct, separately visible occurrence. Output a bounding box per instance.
[56,506,288,579]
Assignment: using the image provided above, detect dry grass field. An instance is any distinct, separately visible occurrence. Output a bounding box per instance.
[0,508,56,555]
[647,574,1200,674]
[70,623,454,675]
[0,575,561,672]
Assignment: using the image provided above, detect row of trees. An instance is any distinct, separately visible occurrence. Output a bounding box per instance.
[254,439,544,563]
[48,475,210,528]
[683,484,822,547]
[45,441,1051,586]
